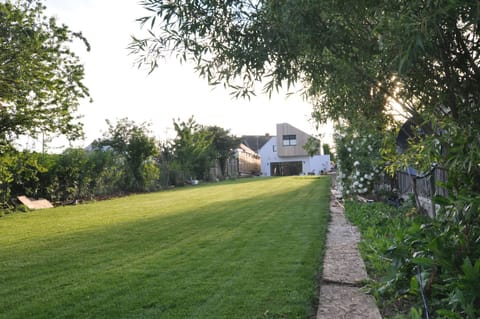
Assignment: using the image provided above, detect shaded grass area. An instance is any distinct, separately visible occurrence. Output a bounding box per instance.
[0,177,330,319]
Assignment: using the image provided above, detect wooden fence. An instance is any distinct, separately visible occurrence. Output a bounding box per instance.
[376,165,448,217]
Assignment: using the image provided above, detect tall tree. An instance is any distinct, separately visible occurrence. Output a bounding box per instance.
[129,1,390,119]
[0,0,90,143]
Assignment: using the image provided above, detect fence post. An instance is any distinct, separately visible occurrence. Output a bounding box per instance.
[430,166,437,218]
[331,171,336,189]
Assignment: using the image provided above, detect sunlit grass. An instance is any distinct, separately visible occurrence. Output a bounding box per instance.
[0,176,330,318]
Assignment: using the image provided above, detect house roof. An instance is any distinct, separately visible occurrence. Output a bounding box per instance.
[241,135,273,153]
[238,143,256,154]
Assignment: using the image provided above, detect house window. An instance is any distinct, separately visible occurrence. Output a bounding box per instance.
[272,145,277,152]
[282,135,297,146]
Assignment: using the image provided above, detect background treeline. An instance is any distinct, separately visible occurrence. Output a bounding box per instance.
[0,117,239,211]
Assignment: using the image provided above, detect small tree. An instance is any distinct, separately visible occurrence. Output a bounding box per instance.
[303,137,321,157]
[171,117,213,181]
[94,118,159,193]
[202,126,240,178]
[86,148,123,196]
[156,141,175,187]
[322,144,330,156]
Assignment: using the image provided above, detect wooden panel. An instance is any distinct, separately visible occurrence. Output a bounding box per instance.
[17,196,53,210]
[276,123,310,157]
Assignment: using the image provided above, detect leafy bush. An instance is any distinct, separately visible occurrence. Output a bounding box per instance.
[93,118,160,193]
[346,200,480,318]
[0,146,47,209]
[334,123,384,196]
[0,147,133,210]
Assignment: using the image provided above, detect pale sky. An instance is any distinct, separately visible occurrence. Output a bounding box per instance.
[40,0,332,150]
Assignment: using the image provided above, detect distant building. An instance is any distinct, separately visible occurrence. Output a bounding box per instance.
[258,123,331,176]
[209,143,261,179]
[236,143,261,176]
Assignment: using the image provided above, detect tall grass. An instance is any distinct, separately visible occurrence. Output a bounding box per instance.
[0,177,329,318]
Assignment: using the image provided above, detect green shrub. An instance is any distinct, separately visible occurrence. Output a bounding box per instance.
[346,199,480,318]
[334,123,384,197]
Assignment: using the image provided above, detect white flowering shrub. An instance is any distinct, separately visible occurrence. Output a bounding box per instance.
[334,124,383,196]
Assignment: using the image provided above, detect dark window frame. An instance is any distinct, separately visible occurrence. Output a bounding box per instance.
[282,134,297,146]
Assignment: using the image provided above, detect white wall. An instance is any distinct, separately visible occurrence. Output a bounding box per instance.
[307,155,331,174]
[259,137,331,176]
[259,137,278,176]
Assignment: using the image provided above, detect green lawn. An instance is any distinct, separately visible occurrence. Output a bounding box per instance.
[0,176,330,319]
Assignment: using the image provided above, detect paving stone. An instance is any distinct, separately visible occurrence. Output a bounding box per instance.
[326,225,361,245]
[316,196,382,318]
[322,245,368,285]
[316,284,382,319]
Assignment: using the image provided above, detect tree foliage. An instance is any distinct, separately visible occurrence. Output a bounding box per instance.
[130,1,390,119]
[0,117,241,208]
[94,118,159,192]
[131,0,480,193]
[170,117,213,180]
[0,144,45,208]
[334,121,384,196]
[201,125,239,177]
[131,0,479,130]
[322,144,331,156]
[0,0,90,143]
[160,119,239,185]
[303,136,320,157]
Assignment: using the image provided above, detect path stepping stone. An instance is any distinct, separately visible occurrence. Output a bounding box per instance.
[317,285,382,319]
[316,192,382,319]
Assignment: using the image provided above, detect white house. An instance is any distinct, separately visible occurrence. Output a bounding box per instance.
[258,123,331,176]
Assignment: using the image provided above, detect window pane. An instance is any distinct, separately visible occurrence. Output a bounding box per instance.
[282,135,296,146]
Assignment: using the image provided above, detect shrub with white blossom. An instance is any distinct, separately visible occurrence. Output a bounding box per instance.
[334,124,383,197]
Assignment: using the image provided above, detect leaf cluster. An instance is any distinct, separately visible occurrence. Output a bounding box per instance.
[346,200,480,318]
[168,116,239,180]
[94,118,159,192]
[0,0,90,143]
[131,0,479,131]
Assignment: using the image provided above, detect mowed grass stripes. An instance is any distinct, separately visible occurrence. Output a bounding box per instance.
[0,176,330,319]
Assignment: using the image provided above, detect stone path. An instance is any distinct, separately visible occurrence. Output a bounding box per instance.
[316,191,382,319]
